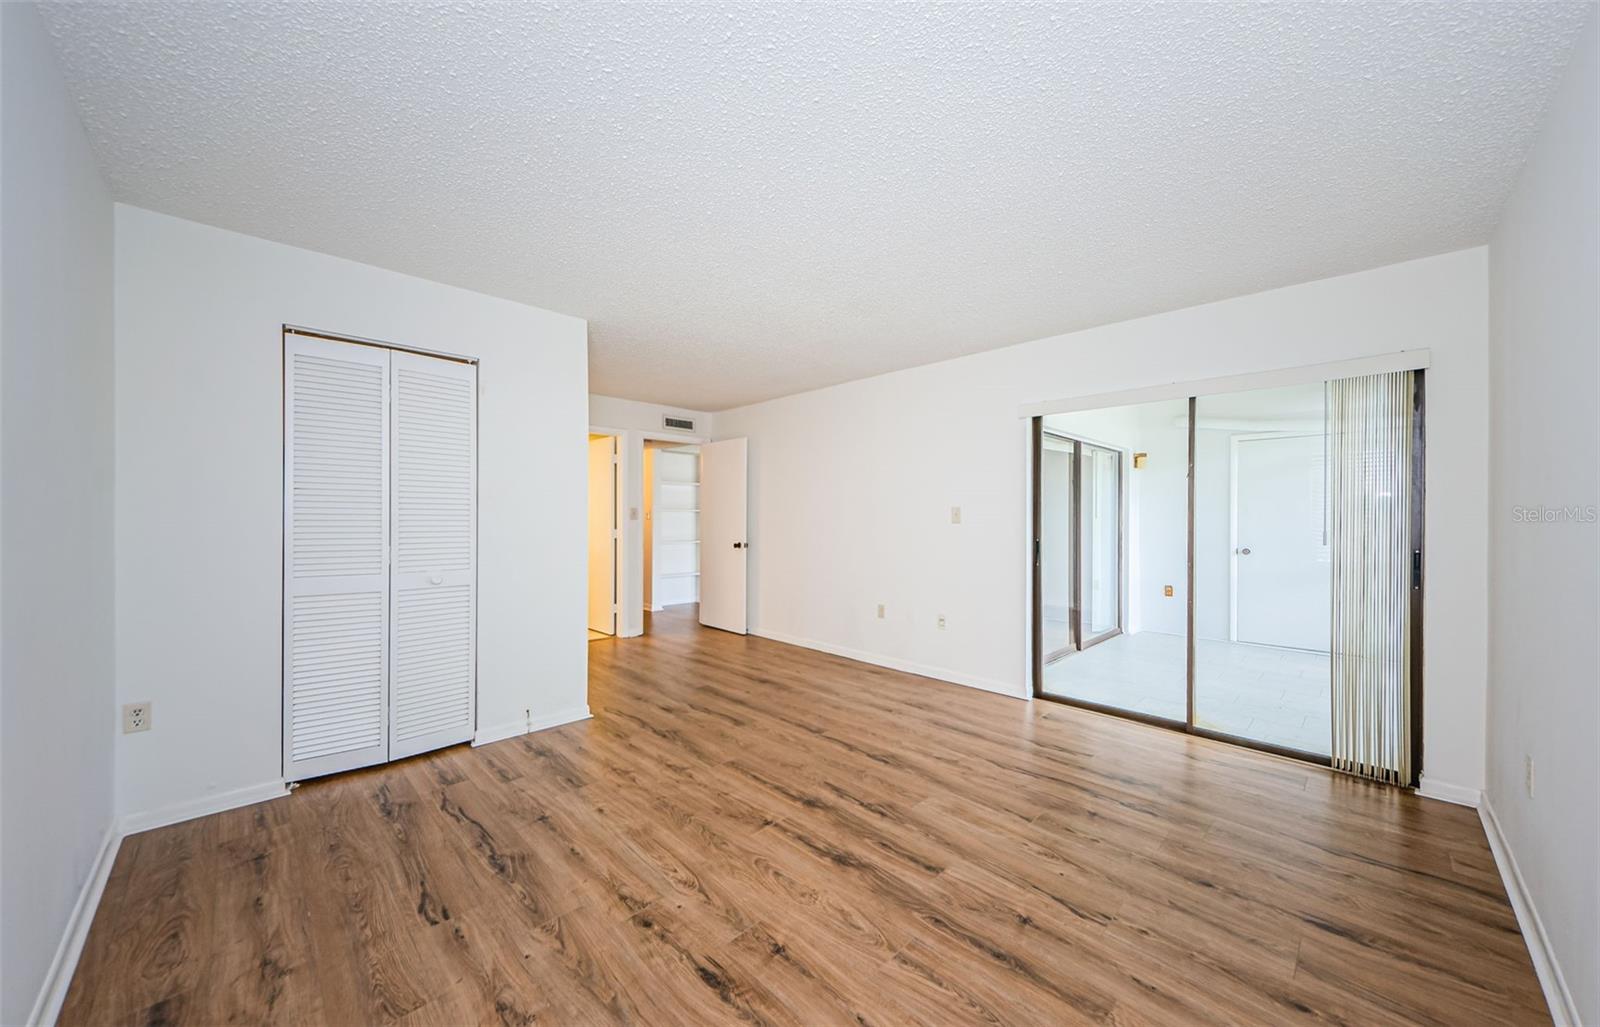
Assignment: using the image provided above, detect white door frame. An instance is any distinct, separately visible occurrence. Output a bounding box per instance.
[590,424,710,638]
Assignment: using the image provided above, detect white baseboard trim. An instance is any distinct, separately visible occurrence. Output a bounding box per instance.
[120,779,289,836]
[750,628,1026,699]
[27,824,121,1026]
[1480,797,1578,1026]
[474,705,592,747]
[1416,776,1482,807]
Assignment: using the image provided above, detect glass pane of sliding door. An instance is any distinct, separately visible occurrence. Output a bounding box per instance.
[1080,443,1120,643]
[1038,400,1186,723]
[1039,435,1077,661]
[1191,384,1332,756]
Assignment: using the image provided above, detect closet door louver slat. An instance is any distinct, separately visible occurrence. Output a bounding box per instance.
[388,351,477,759]
[283,337,391,780]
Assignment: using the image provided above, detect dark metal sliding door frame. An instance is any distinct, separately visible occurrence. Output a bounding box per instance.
[1030,388,1426,780]
[1408,371,1427,786]
[1031,419,1044,694]
[1185,397,1197,730]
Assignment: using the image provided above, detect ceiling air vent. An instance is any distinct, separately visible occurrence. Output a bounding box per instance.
[663,415,696,432]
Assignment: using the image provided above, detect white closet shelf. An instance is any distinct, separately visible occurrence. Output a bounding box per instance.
[658,479,700,486]
[660,571,700,579]
[658,538,700,545]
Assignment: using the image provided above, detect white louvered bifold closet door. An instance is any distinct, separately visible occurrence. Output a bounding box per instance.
[388,350,477,760]
[283,336,391,780]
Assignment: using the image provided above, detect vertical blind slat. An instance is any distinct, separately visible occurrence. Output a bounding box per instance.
[1328,370,1414,784]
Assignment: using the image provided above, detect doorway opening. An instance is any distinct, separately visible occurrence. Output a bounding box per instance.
[1032,370,1425,784]
[644,441,702,632]
[585,428,749,642]
[588,432,618,640]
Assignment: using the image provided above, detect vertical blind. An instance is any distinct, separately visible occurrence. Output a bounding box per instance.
[1327,370,1416,784]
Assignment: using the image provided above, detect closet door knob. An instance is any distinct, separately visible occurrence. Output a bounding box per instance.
[430,573,443,584]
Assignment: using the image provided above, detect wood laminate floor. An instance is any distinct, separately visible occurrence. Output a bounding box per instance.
[62,608,1548,1026]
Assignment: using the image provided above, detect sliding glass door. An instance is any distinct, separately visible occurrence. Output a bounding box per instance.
[1036,403,1186,724]
[1031,371,1424,783]
[1192,383,1333,757]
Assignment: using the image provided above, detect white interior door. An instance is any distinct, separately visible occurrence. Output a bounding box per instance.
[1234,433,1330,651]
[587,436,616,634]
[388,350,477,760]
[698,437,748,634]
[283,335,391,781]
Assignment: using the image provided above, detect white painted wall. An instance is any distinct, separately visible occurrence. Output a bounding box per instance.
[114,206,590,822]
[0,5,116,1022]
[1486,9,1598,1025]
[589,394,713,438]
[588,394,715,635]
[716,248,1490,795]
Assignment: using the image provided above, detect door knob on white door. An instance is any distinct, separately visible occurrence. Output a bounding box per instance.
[429,573,443,584]
[1236,547,1252,556]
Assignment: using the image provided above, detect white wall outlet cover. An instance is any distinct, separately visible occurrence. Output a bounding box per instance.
[122,701,152,733]
[950,506,962,524]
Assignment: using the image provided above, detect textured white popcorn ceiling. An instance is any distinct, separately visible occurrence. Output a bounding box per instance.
[38,1,1592,410]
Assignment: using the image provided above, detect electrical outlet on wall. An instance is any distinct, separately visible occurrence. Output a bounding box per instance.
[876,603,886,619]
[937,614,947,630]
[950,506,962,525]
[122,701,152,734]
